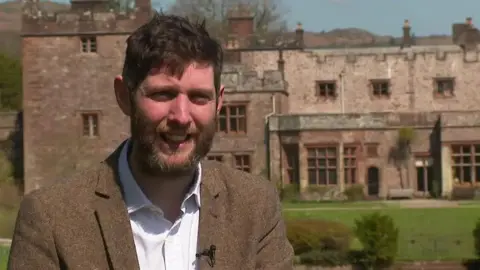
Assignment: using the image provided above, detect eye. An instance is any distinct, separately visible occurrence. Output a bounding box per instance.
[189,94,211,105]
[149,91,177,101]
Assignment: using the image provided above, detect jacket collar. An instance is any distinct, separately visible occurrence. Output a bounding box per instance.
[93,141,226,270]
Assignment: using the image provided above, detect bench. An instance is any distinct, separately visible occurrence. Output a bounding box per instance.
[388,188,414,199]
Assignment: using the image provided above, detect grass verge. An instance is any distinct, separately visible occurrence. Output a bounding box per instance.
[0,245,8,270]
[284,206,479,261]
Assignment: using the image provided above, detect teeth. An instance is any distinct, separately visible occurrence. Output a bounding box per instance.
[164,134,188,142]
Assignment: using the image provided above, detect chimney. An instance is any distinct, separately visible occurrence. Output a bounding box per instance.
[227,4,254,48]
[402,19,412,48]
[452,17,477,46]
[464,17,479,50]
[295,22,304,48]
[466,17,473,27]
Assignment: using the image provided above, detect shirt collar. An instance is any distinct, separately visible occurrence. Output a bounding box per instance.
[117,139,202,214]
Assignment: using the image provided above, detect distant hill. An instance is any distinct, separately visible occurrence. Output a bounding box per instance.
[0,0,454,57]
[0,0,69,56]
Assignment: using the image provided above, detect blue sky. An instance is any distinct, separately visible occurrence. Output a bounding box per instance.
[5,0,479,36]
[154,0,479,36]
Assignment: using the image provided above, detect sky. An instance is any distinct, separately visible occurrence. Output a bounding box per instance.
[153,0,480,36]
[5,0,480,36]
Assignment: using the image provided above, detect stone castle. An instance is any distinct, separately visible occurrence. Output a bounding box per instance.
[13,0,480,198]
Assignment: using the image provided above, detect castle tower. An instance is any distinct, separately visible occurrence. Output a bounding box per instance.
[21,0,151,193]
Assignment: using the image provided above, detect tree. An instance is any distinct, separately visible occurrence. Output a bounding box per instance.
[166,0,288,43]
[388,127,415,189]
[0,51,22,111]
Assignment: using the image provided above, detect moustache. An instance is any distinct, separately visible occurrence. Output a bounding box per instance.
[155,126,198,136]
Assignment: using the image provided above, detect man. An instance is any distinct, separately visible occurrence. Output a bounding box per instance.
[8,12,293,270]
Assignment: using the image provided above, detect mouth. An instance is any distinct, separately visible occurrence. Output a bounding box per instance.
[160,133,192,144]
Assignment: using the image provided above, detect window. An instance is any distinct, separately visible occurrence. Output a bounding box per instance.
[207,155,224,162]
[315,81,337,98]
[451,144,480,184]
[415,156,434,193]
[434,78,454,97]
[284,144,299,184]
[82,113,99,137]
[307,147,337,185]
[371,79,390,97]
[218,104,247,134]
[343,146,357,184]
[81,36,97,53]
[233,154,250,172]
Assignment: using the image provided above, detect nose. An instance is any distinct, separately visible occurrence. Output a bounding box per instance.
[167,94,192,126]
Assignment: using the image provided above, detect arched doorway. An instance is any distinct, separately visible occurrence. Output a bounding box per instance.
[367,166,380,196]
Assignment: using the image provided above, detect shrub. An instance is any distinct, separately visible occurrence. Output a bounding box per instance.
[299,249,350,267]
[0,182,21,239]
[474,218,480,257]
[353,212,399,269]
[306,185,331,197]
[286,219,353,255]
[344,184,365,201]
[0,208,17,239]
[451,186,476,200]
[280,184,300,202]
[0,151,13,184]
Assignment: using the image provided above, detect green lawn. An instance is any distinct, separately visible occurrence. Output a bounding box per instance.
[282,200,397,209]
[284,206,480,261]
[0,203,478,265]
[0,246,8,270]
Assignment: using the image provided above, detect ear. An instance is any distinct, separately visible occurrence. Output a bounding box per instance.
[114,75,132,117]
[216,85,225,114]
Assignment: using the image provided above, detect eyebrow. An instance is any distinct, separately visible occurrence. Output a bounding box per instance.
[143,86,215,96]
[189,88,215,94]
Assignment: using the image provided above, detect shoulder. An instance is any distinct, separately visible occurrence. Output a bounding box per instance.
[19,163,104,215]
[202,160,280,206]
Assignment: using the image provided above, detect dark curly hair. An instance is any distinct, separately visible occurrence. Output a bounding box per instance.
[122,12,223,98]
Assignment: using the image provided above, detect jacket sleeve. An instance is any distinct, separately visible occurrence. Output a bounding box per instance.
[8,192,60,270]
[255,183,294,270]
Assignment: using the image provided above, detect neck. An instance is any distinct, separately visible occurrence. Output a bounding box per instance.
[128,142,197,219]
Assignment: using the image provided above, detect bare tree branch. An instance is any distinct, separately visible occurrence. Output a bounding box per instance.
[166,0,288,42]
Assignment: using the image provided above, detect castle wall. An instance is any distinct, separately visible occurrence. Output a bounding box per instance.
[21,2,480,196]
[22,35,131,192]
[209,64,288,177]
[241,45,480,114]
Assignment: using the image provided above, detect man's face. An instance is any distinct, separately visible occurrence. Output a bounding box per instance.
[127,62,223,176]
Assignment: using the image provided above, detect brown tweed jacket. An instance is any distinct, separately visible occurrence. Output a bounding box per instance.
[7,144,294,270]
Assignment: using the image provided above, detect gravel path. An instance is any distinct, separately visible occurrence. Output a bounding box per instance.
[0,238,11,246]
[284,200,480,211]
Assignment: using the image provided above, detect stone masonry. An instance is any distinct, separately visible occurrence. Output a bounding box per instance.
[209,63,287,176]
[20,1,480,198]
[22,0,151,192]
[237,19,480,198]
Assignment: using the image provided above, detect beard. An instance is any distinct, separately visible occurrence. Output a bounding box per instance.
[130,108,216,177]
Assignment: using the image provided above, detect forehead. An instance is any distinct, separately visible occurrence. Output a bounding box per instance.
[143,62,215,90]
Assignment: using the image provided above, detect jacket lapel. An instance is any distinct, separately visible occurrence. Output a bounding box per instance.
[197,161,226,269]
[93,144,140,270]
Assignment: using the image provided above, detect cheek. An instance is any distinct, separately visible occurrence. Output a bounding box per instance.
[137,98,169,121]
[191,106,216,126]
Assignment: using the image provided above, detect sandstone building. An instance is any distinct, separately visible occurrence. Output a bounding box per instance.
[21,1,480,199]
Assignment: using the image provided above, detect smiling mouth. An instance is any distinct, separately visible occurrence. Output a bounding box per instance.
[161,134,192,144]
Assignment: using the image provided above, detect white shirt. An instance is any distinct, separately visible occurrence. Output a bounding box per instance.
[118,139,201,270]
